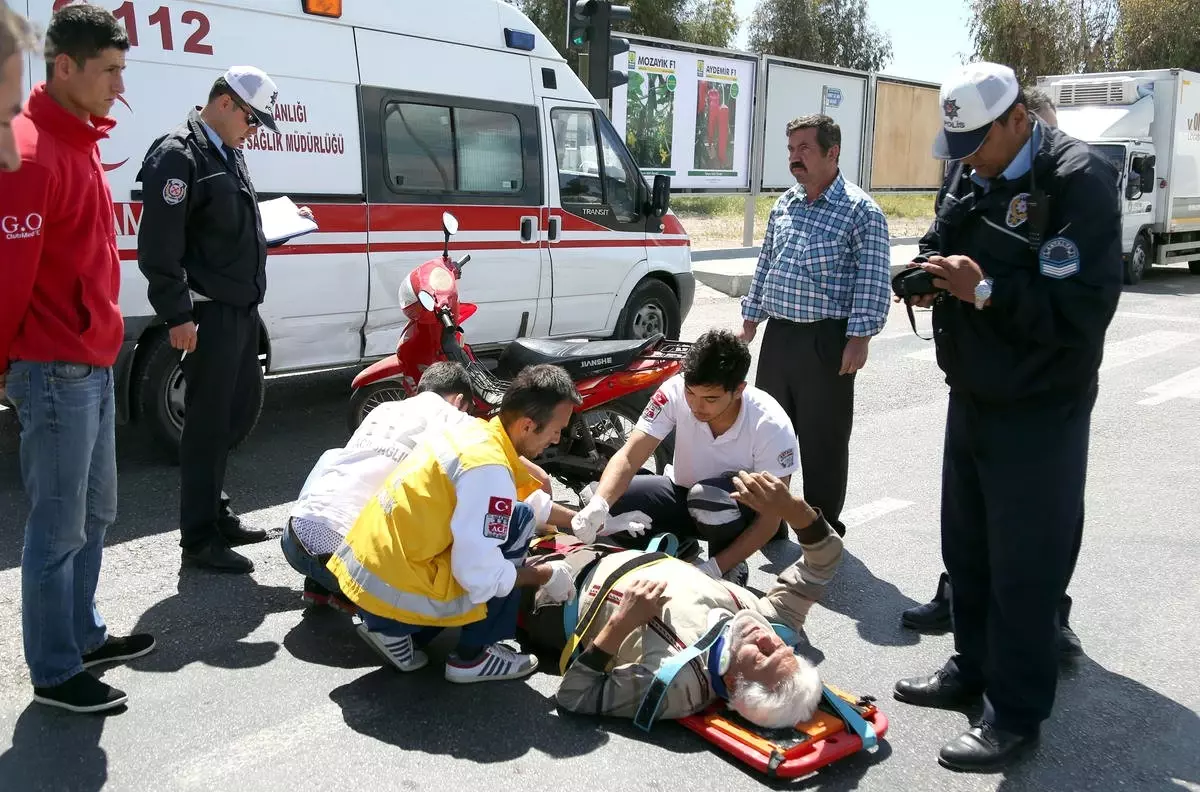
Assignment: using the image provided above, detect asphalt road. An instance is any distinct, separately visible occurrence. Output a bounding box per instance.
[1,267,1198,792]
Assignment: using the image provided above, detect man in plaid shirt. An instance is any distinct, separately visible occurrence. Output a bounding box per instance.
[739,114,891,537]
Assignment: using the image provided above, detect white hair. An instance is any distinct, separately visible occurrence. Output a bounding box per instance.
[728,656,823,729]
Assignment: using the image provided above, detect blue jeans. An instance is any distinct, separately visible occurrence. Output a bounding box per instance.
[360,502,535,656]
[5,362,116,688]
[280,520,342,594]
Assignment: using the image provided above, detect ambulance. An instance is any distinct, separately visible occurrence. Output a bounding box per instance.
[20,0,694,455]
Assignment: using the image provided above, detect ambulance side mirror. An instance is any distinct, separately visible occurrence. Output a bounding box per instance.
[650,174,671,217]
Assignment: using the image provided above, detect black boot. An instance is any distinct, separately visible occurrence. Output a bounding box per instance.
[902,572,952,632]
[938,723,1040,772]
[1058,596,1083,661]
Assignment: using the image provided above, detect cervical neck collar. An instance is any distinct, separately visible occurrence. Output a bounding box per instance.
[707,630,732,701]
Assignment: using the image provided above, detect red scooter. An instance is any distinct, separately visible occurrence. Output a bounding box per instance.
[347,213,688,491]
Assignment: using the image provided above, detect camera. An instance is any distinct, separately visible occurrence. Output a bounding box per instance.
[891,257,943,299]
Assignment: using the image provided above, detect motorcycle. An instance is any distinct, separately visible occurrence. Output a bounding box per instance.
[347,212,689,492]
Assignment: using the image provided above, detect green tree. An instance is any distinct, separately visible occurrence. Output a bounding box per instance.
[516,0,741,55]
[746,0,893,73]
[1115,0,1200,71]
[967,0,1120,84]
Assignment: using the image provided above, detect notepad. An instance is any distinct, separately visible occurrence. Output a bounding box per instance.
[259,196,318,246]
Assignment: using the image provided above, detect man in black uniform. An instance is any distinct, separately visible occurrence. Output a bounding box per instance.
[892,63,1121,771]
[900,84,1085,659]
[137,65,307,574]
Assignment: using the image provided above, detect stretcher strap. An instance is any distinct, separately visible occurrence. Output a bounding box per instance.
[558,553,673,675]
[645,532,679,556]
[822,686,877,750]
[633,616,732,732]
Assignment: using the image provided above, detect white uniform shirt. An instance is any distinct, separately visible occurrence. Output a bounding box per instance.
[290,392,476,554]
[634,374,800,488]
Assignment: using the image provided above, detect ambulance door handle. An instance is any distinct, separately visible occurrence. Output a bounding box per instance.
[520,216,536,243]
[547,216,561,243]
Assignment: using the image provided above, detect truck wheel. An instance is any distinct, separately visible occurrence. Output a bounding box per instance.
[619,279,681,341]
[1125,234,1151,285]
[347,380,407,434]
[134,332,264,463]
[1189,261,1200,275]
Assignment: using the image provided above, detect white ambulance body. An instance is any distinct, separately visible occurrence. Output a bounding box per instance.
[22,0,693,453]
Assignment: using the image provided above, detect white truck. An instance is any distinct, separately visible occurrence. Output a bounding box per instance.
[1037,68,1200,285]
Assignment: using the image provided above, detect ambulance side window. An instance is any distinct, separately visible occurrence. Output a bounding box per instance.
[551,108,603,204]
[384,102,524,194]
[597,113,641,223]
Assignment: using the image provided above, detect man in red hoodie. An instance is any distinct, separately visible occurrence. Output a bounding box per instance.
[0,3,154,714]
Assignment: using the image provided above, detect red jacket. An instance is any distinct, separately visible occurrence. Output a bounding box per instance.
[0,83,123,376]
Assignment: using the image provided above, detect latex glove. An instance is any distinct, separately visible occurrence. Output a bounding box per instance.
[597,510,653,538]
[540,560,577,603]
[570,494,610,544]
[694,558,721,579]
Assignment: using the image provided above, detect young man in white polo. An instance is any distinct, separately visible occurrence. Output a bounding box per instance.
[572,330,801,586]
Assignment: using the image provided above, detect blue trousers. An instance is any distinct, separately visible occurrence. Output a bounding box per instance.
[360,502,535,656]
[6,362,116,688]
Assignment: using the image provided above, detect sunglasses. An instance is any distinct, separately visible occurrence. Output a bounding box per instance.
[230,95,259,128]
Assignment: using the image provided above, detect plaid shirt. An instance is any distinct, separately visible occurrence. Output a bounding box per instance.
[742,174,892,337]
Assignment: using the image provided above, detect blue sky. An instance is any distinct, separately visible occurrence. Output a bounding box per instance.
[731,0,975,84]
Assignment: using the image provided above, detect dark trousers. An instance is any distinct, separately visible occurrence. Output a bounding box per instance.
[755,317,855,535]
[941,383,1096,736]
[179,301,261,550]
[609,474,755,557]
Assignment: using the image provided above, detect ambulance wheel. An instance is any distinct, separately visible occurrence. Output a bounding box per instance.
[347,381,406,434]
[1189,261,1200,274]
[134,331,264,464]
[1125,234,1151,285]
[619,280,681,341]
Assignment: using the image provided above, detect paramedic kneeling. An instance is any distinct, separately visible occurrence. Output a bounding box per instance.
[571,330,800,587]
[892,63,1121,772]
[328,364,581,684]
[532,472,843,726]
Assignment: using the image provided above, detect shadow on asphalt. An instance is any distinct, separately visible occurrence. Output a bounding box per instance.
[0,702,116,792]
[0,368,355,572]
[1124,266,1200,297]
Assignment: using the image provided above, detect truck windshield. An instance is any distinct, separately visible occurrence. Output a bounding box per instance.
[1091,144,1126,184]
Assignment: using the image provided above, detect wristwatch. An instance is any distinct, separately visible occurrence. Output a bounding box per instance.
[974,277,993,310]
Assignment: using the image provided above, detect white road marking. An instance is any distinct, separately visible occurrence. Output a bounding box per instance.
[1139,365,1200,406]
[841,498,914,529]
[1100,331,1198,372]
[1117,311,1200,325]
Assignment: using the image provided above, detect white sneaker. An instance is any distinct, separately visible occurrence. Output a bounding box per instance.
[356,624,428,672]
[444,642,538,684]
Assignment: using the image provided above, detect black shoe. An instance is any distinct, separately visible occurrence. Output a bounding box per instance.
[894,668,983,710]
[82,634,156,669]
[217,513,268,547]
[182,540,255,574]
[901,572,953,632]
[1058,599,1083,661]
[938,723,1039,772]
[33,671,127,714]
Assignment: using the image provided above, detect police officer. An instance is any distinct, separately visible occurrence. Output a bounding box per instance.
[137,66,309,574]
[892,63,1121,772]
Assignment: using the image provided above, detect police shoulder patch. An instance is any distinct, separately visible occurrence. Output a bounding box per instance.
[162,178,188,206]
[1006,192,1029,228]
[778,449,795,469]
[1038,236,1081,279]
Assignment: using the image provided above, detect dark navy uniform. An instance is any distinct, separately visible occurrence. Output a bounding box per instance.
[136,109,267,553]
[919,123,1121,736]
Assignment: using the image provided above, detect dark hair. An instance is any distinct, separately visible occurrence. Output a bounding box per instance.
[416,361,473,403]
[785,114,841,155]
[1,5,37,64]
[682,330,751,392]
[44,3,128,81]
[209,76,238,103]
[1023,85,1055,115]
[499,364,581,431]
[995,87,1028,125]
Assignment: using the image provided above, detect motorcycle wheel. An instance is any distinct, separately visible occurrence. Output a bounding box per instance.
[579,398,674,482]
[347,380,407,434]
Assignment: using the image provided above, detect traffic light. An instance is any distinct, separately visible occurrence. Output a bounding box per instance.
[566,0,631,102]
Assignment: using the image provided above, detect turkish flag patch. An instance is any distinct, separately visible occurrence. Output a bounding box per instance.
[484,496,512,540]
[652,389,669,406]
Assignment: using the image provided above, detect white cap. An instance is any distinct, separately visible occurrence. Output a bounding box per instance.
[932,62,1020,160]
[223,65,280,132]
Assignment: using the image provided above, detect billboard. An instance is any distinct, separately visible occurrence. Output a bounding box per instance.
[759,58,868,190]
[610,38,757,191]
[869,77,944,190]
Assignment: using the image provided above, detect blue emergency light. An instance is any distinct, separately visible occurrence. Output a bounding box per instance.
[504,28,536,51]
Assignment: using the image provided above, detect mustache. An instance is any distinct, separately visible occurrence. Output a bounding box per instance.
[790,161,806,170]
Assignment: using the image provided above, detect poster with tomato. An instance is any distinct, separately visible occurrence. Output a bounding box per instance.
[692,60,740,176]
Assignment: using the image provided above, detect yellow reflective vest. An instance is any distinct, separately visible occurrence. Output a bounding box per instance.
[328,416,540,627]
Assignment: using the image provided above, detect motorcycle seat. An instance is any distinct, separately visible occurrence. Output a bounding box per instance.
[496,334,664,380]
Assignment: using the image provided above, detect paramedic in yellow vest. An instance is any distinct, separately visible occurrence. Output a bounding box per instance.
[329,364,582,684]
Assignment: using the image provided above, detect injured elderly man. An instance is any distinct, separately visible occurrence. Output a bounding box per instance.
[518,471,843,727]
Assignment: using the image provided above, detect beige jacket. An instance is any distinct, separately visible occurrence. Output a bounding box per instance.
[552,527,843,720]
